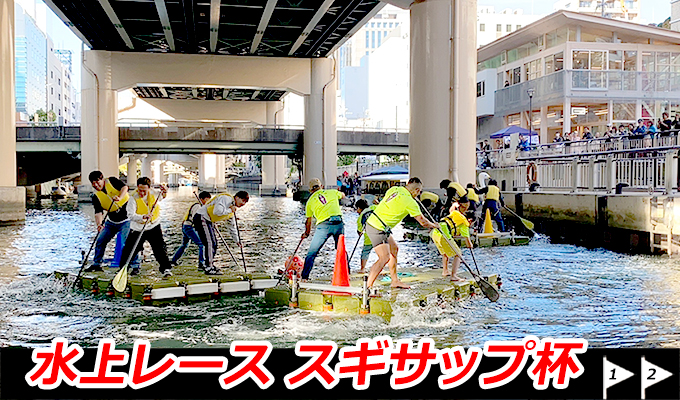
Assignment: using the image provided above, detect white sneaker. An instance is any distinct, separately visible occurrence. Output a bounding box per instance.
[162,269,173,277]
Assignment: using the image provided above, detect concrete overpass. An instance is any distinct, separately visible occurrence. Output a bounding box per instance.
[1,0,478,221]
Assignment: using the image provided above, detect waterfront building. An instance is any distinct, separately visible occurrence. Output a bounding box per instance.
[554,0,641,22]
[476,10,680,143]
[477,6,543,48]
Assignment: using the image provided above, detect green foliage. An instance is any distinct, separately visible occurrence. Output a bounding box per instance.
[338,155,356,166]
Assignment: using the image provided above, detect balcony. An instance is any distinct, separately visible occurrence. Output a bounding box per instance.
[494,70,680,116]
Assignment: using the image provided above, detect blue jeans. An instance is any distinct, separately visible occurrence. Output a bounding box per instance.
[171,224,205,266]
[93,220,138,268]
[302,217,344,279]
[481,200,505,232]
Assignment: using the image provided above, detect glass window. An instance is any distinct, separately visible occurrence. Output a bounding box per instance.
[579,1,591,6]
[573,50,589,69]
[613,102,635,121]
[496,24,501,32]
[555,52,564,71]
[516,25,522,30]
[365,31,369,47]
[506,24,512,32]
[480,23,485,32]
[512,67,521,85]
[476,81,485,97]
[371,31,375,48]
[642,51,655,72]
[545,55,555,75]
[507,48,518,63]
[624,51,637,71]
[609,50,622,70]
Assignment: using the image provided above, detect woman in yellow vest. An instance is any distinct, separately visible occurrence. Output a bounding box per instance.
[439,179,469,214]
[193,190,250,275]
[119,177,171,276]
[439,199,473,280]
[476,179,505,231]
[86,170,132,272]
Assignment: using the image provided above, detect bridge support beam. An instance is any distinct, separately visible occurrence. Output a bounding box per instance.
[79,51,119,199]
[261,101,287,196]
[409,0,476,189]
[127,156,138,186]
[0,0,25,222]
[140,155,152,179]
[304,58,337,189]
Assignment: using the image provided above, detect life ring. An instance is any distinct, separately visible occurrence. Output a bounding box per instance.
[526,162,538,184]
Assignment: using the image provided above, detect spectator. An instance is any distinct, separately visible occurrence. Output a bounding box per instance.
[583,127,593,140]
[673,114,680,131]
[618,124,628,136]
[504,81,510,87]
[633,119,646,136]
[517,134,530,151]
[482,139,492,152]
[553,132,563,143]
[660,113,672,135]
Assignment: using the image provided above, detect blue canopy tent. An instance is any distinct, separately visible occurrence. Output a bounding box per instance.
[489,126,539,144]
[361,165,409,182]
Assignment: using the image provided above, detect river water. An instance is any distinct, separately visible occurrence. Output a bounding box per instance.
[1,186,679,349]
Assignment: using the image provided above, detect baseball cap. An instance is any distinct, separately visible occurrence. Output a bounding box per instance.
[308,178,322,189]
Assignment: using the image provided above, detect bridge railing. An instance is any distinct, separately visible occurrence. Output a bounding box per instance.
[337,160,409,177]
[16,126,81,140]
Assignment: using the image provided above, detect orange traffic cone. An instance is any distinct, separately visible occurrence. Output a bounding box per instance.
[324,235,351,297]
[331,234,350,287]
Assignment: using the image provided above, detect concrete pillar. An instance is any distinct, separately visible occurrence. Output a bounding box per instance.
[151,160,162,185]
[199,153,218,190]
[127,156,138,186]
[304,58,337,188]
[0,0,24,221]
[80,51,119,198]
[262,101,287,195]
[216,154,226,190]
[563,98,572,134]
[540,106,548,144]
[410,0,477,189]
[140,155,152,179]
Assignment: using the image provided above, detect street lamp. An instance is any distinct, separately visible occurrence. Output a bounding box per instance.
[527,88,535,135]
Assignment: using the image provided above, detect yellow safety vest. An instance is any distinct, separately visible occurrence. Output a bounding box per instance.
[448,182,467,198]
[206,193,234,222]
[467,188,479,203]
[183,202,200,223]
[420,191,439,204]
[94,179,129,212]
[486,185,500,201]
[133,191,160,223]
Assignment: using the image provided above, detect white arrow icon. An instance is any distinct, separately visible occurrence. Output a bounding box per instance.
[603,357,635,399]
[641,357,673,399]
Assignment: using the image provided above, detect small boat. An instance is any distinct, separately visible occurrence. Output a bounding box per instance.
[50,186,68,199]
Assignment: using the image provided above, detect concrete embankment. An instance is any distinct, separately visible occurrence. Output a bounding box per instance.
[506,191,677,255]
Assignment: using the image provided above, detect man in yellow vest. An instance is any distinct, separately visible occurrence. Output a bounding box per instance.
[87,170,132,272]
[476,179,505,231]
[439,179,468,215]
[119,177,171,276]
[170,191,212,270]
[193,191,250,275]
[301,178,345,280]
[419,191,443,220]
[366,177,439,289]
[466,183,480,219]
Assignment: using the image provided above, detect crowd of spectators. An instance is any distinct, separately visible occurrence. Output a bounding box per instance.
[337,172,361,195]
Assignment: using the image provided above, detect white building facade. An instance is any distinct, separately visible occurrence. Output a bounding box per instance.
[554,0,641,22]
[477,11,680,143]
[477,6,543,48]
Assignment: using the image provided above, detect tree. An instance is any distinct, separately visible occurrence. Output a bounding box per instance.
[29,109,56,122]
[338,155,356,166]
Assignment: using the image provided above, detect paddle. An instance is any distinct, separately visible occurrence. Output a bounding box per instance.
[347,230,365,265]
[276,237,304,286]
[233,210,248,273]
[416,198,500,302]
[71,199,115,289]
[192,191,242,272]
[503,205,536,232]
[112,189,162,292]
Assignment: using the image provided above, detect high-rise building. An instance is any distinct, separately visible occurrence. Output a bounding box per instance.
[672,0,680,31]
[15,3,46,118]
[554,0,641,22]
[477,6,543,48]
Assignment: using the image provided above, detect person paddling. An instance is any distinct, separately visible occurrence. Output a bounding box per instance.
[170,191,211,270]
[366,177,439,289]
[193,191,249,275]
[86,171,131,272]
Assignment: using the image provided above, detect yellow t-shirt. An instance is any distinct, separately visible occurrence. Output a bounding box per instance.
[305,189,343,224]
[367,186,422,231]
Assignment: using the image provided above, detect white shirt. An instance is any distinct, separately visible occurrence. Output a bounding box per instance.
[126,188,164,231]
[196,195,239,242]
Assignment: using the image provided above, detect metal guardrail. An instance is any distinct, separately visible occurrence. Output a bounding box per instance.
[337,160,409,177]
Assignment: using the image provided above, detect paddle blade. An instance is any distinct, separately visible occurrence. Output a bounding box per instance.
[112,267,128,292]
[521,218,535,230]
[476,277,500,302]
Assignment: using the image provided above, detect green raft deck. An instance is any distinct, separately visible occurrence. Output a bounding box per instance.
[264,269,501,321]
[404,229,531,247]
[55,263,279,305]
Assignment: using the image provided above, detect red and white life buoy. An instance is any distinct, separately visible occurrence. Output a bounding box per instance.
[526,162,538,184]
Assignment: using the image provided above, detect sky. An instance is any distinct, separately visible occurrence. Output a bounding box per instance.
[480,0,671,24]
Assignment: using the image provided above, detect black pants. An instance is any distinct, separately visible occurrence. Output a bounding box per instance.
[119,224,172,272]
[193,214,218,269]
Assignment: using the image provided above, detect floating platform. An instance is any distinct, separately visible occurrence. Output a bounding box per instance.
[404,229,530,248]
[54,263,278,305]
[264,269,500,321]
